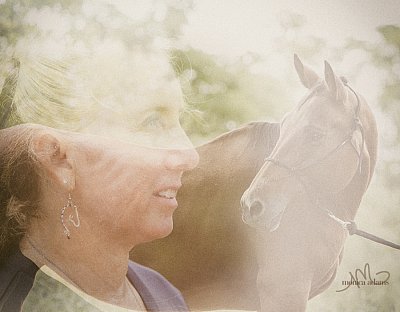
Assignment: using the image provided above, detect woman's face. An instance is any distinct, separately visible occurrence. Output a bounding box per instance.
[69,74,199,246]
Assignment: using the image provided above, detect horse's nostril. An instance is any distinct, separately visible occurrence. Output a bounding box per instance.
[249,200,264,218]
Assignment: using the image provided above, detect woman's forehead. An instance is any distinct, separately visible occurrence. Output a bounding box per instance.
[82,81,185,133]
[20,41,184,116]
[78,50,184,115]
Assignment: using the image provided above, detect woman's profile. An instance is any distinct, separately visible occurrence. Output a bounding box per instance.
[0,22,199,312]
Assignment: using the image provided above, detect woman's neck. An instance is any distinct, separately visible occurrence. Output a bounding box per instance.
[19,219,138,308]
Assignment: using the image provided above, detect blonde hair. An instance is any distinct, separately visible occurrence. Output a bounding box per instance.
[7,38,178,132]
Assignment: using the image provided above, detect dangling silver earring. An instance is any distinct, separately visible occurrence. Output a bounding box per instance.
[61,193,80,239]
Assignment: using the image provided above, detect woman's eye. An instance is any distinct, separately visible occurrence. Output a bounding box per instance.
[142,115,165,129]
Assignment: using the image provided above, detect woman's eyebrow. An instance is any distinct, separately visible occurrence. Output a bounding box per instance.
[153,103,184,114]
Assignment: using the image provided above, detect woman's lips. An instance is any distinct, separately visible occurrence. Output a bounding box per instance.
[156,189,177,199]
[153,186,181,208]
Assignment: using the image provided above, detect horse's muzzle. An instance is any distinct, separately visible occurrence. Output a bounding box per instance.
[240,191,266,227]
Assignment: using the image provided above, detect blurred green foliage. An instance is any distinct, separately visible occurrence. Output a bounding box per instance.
[173,48,286,143]
[374,25,400,194]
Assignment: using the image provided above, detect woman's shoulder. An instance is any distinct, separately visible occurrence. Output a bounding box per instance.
[127,260,189,311]
[0,251,189,312]
[127,261,172,284]
[0,248,38,312]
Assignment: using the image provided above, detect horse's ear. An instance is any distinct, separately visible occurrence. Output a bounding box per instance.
[324,61,347,102]
[294,54,320,89]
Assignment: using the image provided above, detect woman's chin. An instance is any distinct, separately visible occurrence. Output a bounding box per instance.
[155,223,174,239]
[141,217,175,242]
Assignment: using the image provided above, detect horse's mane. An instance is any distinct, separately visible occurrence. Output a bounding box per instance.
[241,121,280,150]
[202,121,280,155]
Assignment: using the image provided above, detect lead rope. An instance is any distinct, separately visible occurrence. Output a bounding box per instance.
[348,222,400,250]
[326,209,400,250]
[325,210,400,250]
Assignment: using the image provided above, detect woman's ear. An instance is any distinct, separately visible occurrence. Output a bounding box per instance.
[32,131,75,191]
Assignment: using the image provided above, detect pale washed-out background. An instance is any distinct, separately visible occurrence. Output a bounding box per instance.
[0,0,399,311]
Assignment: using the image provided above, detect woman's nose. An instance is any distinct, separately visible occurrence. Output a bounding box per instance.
[163,127,199,171]
[164,147,199,171]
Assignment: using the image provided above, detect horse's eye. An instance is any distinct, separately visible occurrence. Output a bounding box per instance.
[310,131,324,142]
[304,126,325,144]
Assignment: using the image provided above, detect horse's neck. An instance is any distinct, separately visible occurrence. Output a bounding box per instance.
[190,122,280,193]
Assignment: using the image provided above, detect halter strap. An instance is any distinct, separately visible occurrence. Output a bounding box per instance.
[343,79,365,173]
